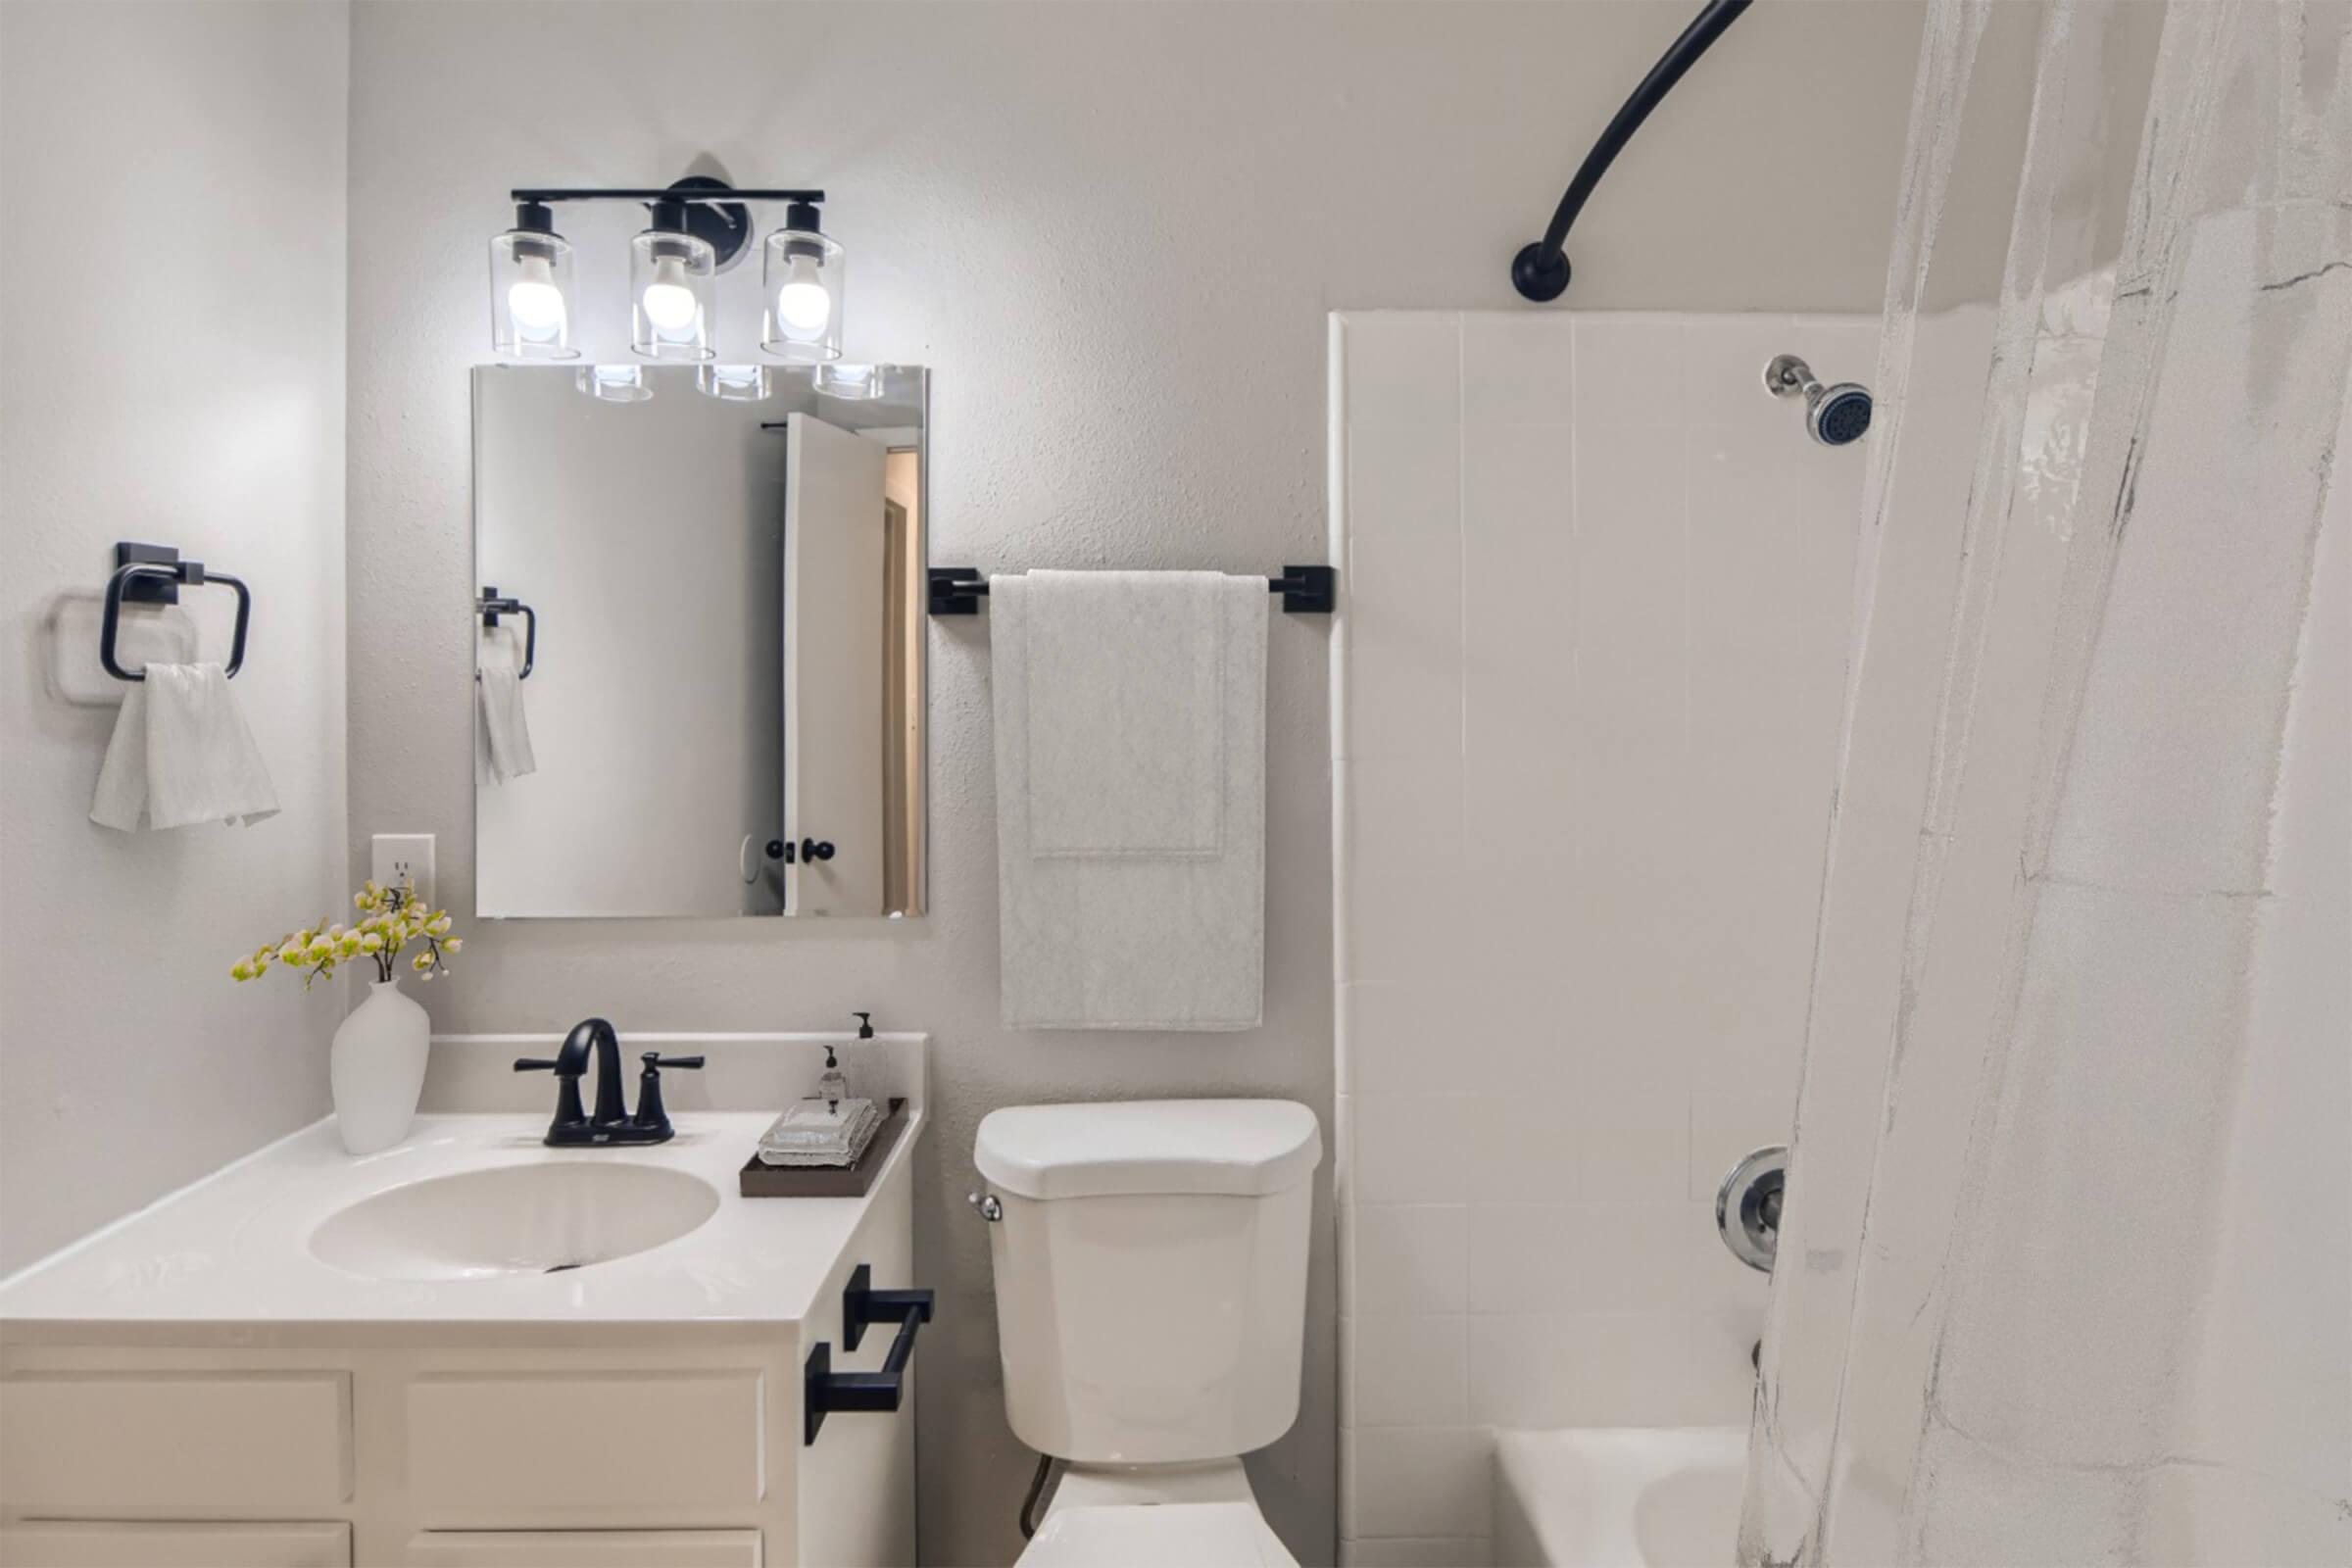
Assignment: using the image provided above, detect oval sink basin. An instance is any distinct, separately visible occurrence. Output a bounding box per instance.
[309,1161,720,1281]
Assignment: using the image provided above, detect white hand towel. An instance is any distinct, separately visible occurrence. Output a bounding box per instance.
[478,629,537,783]
[1025,570,1224,857]
[90,662,279,831]
[992,569,1266,1030]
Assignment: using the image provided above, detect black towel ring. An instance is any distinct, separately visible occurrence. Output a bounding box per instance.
[99,544,252,682]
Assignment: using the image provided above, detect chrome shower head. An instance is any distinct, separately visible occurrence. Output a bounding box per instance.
[1764,354,1873,447]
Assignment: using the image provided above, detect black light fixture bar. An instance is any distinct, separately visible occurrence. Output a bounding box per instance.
[1510,0,1751,302]
[512,187,823,204]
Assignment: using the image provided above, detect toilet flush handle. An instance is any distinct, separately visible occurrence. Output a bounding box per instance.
[968,1191,1003,1222]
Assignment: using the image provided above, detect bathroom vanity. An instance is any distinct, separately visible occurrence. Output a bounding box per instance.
[0,1037,926,1568]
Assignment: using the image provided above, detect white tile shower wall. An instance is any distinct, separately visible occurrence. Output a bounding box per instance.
[1331,311,1874,1560]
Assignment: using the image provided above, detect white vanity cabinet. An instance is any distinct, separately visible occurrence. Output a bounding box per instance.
[0,1095,924,1568]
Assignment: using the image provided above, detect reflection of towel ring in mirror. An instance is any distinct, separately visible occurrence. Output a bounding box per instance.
[476,587,536,678]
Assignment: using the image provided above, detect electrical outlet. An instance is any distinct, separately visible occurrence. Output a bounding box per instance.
[371,833,435,909]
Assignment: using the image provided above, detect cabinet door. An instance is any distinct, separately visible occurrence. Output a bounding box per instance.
[402,1533,759,1568]
[0,1521,350,1568]
[797,1156,918,1568]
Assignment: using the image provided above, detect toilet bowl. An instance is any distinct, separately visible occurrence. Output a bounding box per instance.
[971,1100,1322,1567]
[1018,1460,1294,1566]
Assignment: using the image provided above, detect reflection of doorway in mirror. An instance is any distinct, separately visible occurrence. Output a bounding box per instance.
[882,447,922,916]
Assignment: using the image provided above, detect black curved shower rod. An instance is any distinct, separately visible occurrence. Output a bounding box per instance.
[1511,0,1754,302]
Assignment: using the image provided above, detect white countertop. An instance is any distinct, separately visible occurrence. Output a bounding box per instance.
[0,1109,921,1336]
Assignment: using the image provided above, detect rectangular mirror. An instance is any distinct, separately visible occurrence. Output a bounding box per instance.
[471,365,927,918]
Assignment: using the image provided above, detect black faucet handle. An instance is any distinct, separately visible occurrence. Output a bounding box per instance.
[631,1053,703,1134]
[514,1056,565,1073]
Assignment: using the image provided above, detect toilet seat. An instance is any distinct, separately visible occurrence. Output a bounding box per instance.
[1016,1501,1298,1567]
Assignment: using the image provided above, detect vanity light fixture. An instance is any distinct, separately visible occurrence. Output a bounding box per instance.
[762,201,845,364]
[489,178,837,364]
[489,202,578,359]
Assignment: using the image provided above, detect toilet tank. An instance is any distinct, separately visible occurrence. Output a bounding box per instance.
[975,1100,1322,1465]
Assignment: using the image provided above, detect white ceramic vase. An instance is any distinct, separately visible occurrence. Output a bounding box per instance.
[330,978,430,1155]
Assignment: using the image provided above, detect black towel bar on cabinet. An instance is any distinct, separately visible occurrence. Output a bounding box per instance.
[100,542,252,682]
[804,1263,935,1445]
[477,586,537,678]
[928,564,1337,616]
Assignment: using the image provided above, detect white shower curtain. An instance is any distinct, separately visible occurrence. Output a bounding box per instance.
[1744,1,2351,1563]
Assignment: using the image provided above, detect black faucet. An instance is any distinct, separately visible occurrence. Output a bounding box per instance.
[514,1018,704,1146]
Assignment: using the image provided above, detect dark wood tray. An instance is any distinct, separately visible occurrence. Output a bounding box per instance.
[739,1098,909,1199]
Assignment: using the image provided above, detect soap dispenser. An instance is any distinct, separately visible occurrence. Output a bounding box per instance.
[816,1046,848,1112]
[815,1013,873,1111]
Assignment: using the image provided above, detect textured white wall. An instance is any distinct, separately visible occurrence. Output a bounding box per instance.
[342,5,1930,1562]
[1331,309,1877,1563]
[0,2,350,1276]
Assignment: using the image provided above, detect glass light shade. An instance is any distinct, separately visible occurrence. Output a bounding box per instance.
[697,364,771,402]
[760,228,845,363]
[814,362,884,401]
[630,229,716,362]
[490,228,578,359]
[575,364,653,403]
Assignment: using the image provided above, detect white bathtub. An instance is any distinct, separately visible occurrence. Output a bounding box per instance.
[1493,1426,1749,1568]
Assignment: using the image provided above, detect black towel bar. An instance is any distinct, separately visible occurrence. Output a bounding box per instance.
[805,1263,935,1445]
[100,542,251,682]
[928,564,1336,616]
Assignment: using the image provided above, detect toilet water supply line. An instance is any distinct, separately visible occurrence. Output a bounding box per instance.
[1019,1452,1056,1539]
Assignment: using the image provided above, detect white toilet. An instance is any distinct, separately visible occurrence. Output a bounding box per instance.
[973,1099,1323,1567]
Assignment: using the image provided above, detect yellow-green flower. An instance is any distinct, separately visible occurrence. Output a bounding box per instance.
[239,883,460,991]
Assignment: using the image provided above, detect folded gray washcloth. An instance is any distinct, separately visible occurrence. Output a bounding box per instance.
[757,1098,882,1167]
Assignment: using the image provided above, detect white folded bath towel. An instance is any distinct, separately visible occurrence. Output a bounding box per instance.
[90,662,279,831]
[992,569,1266,1030]
[478,628,537,783]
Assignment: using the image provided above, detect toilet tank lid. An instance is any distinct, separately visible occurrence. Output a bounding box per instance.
[975,1100,1322,1200]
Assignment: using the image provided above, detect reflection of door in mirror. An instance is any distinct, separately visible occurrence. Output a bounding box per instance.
[781,414,885,915]
[882,447,922,916]
[471,366,927,919]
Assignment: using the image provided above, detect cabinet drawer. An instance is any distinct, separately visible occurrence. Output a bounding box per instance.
[0,1373,351,1512]
[403,1531,760,1567]
[0,1521,350,1568]
[406,1372,763,1520]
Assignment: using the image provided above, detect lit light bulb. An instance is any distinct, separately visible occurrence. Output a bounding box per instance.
[641,255,700,334]
[507,255,565,339]
[775,253,832,336]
